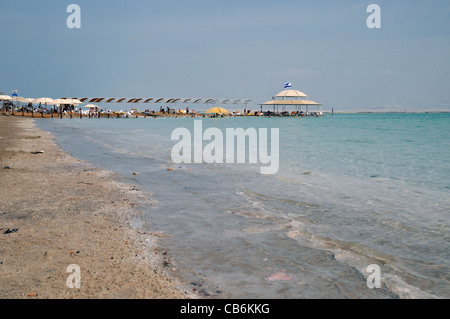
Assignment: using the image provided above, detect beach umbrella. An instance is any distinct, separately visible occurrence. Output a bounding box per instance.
[54,98,83,106]
[84,104,99,113]
[53,99,66,105]
[34,97,54,110]
[15,97,34,104]
[0,95,13,112]
[34,97,54,104]
[44,98,59,114]
[23,98,35,111]
[16,97,26,112]
[71,99,83,105]
[14,97,33,113]
[206,107,231,115]
[0,95,12,101]
[53,99,68,115]
[62,98,83,105]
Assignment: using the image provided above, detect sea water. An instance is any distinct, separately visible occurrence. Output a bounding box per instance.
[36,113,450,298]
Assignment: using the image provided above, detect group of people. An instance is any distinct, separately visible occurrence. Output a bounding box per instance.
[157,106,195,115]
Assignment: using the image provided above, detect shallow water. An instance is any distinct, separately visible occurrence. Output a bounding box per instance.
[37,113,450,298]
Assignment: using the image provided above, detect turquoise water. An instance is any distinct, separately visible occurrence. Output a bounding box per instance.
[36,113,450,298]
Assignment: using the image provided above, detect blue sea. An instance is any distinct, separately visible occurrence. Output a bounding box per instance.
[36,113,450,298]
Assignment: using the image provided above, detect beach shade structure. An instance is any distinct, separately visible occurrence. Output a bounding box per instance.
[53,99,66,116]
[0,95,12,101]
[206,107,231,115]
[34,97,55,111]
[53,98,66,105]
[19,98,35,104]
[0,95,13,113]
[53,99,82,116]
[260,89,322,115]
[34,97,55,105]
[54,98,82,106]
[62,98,83,105]
[16,97,27,113]
[273,89,308,99]
[20,98,35,114]
[84,104,99,115]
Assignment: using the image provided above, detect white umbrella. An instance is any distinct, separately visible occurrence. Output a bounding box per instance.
[53,99,66,105]
[67,98,83,105]
[84,104,98,108]
[0,95,12,113]
[15,97,34,113]
[16,97,25,113]
[0,95,12,101]
[53,98,81,105]
[34,97,54,104]
[55,98,83,105]
[53,99,67,115]
[34,97,55,111]
[54,99,83,116]
[23,98,35,112]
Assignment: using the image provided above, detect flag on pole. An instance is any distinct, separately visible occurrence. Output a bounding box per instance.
[284,81,292,89]
[11,90,18,97]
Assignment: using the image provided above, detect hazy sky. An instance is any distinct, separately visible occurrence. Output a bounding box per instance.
[1,0,449,111]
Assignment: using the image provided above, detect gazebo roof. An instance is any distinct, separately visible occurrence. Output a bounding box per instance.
[274,90,308,98]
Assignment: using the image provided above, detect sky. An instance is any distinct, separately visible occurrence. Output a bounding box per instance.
[1,0,450,111]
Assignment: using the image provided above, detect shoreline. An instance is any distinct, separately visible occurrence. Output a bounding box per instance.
[2,111,449,120]
[0,115,194,299]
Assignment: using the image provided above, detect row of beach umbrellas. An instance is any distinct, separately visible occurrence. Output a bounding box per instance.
[0,95,100,110]
[1,95,232,114]
[0,96,83,106]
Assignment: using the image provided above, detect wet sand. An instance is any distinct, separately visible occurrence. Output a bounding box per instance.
[0,115,193,299]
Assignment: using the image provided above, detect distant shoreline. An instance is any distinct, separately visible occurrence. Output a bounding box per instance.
[2,110,449,120]
[324,111,450,114]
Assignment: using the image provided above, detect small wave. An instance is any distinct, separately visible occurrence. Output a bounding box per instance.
[383,274,439,299]
[241,187,319,209]
[287,220,439,299]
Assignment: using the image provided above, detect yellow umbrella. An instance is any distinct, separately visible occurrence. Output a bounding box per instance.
[206,107,231,115]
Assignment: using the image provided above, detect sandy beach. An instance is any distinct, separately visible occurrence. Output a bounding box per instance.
[0,115,192,299]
